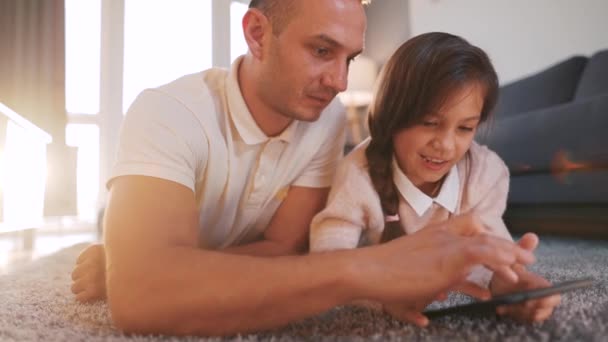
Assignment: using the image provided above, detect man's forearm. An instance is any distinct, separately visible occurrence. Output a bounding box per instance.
[106,246,364,336]
[224,239,303,257]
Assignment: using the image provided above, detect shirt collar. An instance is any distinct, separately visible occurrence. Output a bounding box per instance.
[392,158,460,217]
[226,56,298,145]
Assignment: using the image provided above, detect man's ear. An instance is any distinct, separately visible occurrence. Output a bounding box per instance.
[243,9,271,60]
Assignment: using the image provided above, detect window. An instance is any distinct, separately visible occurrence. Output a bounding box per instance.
[65,0,101,115]
[1,120,47,226]
[123,0,213,112]
[66,124,100,221]
[62,0,232,223]
[231,1,250,62]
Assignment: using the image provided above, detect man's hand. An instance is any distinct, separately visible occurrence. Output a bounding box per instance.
[71,244,106,303]
[357,213,536,306]
[375,214,516,326]
[382,292,449,327]
[491,233,561,322]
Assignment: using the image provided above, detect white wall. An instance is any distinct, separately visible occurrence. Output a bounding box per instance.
[408,0,608,84]
[364,0,410,66]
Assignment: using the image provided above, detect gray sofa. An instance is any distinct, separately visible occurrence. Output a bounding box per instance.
[477,49,608,238]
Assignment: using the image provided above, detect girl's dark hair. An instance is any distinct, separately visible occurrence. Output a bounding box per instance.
[365,32,499,239]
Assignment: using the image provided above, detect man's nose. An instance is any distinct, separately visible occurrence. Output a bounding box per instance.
[322,61,348,93]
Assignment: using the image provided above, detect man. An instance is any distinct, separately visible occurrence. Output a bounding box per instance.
[71,0,536,336]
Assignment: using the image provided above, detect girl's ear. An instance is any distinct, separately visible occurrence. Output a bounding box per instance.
[242,9,271,60]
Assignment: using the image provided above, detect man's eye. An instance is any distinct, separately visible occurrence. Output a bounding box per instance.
[314,47,329,57]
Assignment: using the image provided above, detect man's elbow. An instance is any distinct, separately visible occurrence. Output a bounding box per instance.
[107,279,156,334]
[108,288,189,335]
[106,275,224,336]
[109,298,242,337]
[106,270,178,335]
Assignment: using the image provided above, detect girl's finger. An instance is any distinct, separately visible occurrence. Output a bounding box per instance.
[434,292,448,302]
[533,307,555,322]
[400,310,429,327]
[534,294,561,310]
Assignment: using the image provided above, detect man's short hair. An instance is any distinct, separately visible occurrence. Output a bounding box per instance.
[249,0,370,35]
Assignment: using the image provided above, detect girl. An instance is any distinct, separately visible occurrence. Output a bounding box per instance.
[310,32,560,325]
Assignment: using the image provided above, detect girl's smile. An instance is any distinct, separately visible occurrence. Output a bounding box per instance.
[393,83,484,196]
[420,154,450,172]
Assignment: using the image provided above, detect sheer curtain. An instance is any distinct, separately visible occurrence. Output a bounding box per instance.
[0,0,77,218]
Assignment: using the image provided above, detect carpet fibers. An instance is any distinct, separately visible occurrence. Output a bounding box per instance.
[1,237,607,341]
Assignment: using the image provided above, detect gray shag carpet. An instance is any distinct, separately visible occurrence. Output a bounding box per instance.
[1,237,607,342]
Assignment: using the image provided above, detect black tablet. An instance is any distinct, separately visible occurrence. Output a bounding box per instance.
[423,277,596,319]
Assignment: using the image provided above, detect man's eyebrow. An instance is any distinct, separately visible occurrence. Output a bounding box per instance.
[314,34,363,58]
[314,34,340,47]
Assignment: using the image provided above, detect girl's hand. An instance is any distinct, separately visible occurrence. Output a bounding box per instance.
[383,292,448,327]
[491,233,561,322]
[383,280,492,327]
[492,265,561,322]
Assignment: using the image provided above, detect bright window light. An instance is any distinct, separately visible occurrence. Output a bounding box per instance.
[123,0,213,113]
[2,121,47,227]
[231,1,250,62]
[66,124,100,222]
[65,0,101,115]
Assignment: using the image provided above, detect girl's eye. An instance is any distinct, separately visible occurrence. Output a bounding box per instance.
[422,121,438,127]
[459,126,475,132]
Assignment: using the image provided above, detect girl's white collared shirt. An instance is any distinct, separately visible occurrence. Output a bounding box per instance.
[310,138,513,287]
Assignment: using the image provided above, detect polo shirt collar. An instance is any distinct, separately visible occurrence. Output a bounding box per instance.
[392,158,460,217]
[226,56,297,145]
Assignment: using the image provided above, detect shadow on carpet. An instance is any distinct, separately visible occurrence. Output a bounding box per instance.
[1,237,607,341]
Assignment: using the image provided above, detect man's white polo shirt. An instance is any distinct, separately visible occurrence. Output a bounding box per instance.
[110,56,347,249]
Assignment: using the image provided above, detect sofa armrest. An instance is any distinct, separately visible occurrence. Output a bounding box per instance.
[493,56,587,119]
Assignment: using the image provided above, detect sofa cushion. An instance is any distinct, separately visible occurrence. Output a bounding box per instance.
[493,56,588,119]
[481,92,608,174]
[575,49,608,100]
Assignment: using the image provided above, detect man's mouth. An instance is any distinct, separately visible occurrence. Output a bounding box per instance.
[309,95,333,104]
